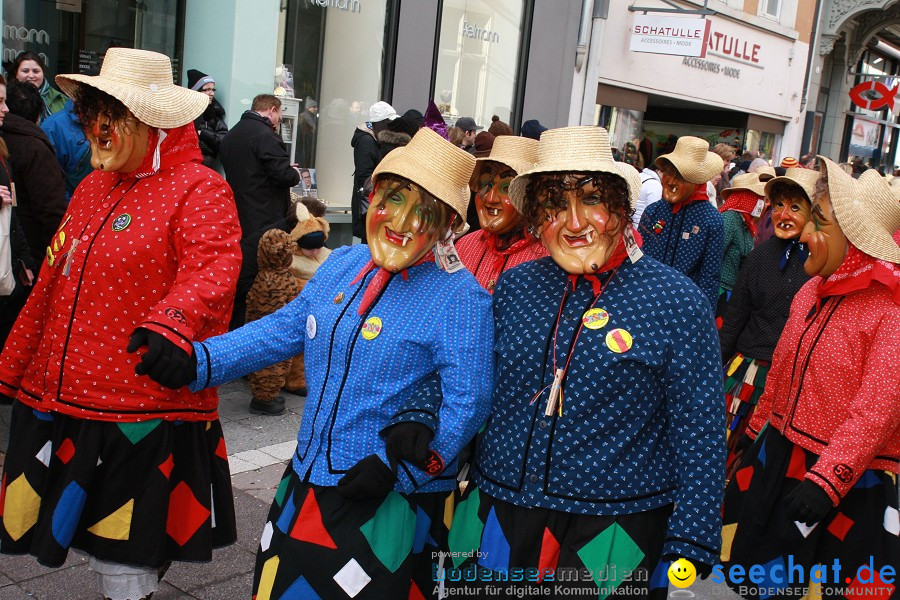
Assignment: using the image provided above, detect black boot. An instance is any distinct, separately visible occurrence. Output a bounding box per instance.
[249,396,286,415]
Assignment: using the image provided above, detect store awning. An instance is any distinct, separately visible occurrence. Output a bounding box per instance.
[746,114,786,135]
[596,84,648,113]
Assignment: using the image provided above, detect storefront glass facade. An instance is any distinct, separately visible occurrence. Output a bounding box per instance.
[2,0,183,81]
[845,45,900,173]
[434,0,525,129]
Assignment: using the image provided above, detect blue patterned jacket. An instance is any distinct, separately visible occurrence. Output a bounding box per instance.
[638,199,724,311]
[191,244,494,493]
[473,255,725,566]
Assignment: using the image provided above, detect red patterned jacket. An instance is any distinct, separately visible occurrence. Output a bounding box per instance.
[0,125,241,422]
[456,229,547,293]
[747,279,900,504]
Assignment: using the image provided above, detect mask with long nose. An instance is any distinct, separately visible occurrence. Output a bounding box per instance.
[366,177,445,273]
[800,189,848,278]
[473,163,520,235]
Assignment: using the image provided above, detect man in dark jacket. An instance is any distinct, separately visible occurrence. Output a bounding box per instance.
[350,100,397,241]
[219,94,301,329]
[0,81,67,270]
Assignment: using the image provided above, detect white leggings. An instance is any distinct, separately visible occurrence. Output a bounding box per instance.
[89,556,159,600]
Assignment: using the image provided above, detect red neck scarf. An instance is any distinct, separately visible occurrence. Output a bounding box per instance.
[350,251,435,315]
[720,190,761,238]
[564,226,642,294]
[816,243,900,306]
[671,184,709,214]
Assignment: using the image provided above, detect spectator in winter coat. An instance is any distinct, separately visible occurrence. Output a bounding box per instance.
[219,93,301,328]
[188,69,228,168]
[0,80,67,269]
[41,99,93,200]
[9,51,67,121]
[350,100,398,240]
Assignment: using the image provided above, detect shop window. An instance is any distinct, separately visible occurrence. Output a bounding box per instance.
[596,106,643,164]
[760,0,780,19]
[434,0,525,131]
[281,0,389,210]
[2,0,184,81]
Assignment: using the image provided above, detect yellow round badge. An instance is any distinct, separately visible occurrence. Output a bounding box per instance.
[361,316,383,340]
[605,328,633,353]
[582,308,609,330]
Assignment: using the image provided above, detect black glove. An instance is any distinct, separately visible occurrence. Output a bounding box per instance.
[384,422,435,474]
[336,454,397,501]
[734,434,754,454]
[127,328,197,389]
[785,480,833,526]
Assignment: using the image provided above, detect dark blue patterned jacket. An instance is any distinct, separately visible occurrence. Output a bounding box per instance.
[639,199,724,312]
[473,255,725,566]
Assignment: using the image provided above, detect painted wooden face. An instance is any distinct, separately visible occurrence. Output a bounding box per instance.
[535,173,625,275]
[85,111,150,173]
[659,163,696,204]
[801,188,848,277]
[473,162,520,235]
[366,178,443,273]
[770,193,812,241]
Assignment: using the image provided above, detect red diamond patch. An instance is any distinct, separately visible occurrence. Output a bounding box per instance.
[55,438,75,464]
[215,438,228,461]
[826,512,854,541]
[735,466,754,491]
[158,454,174,480]
[166,481,210,546]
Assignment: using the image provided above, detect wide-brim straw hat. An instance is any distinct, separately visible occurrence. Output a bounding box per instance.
[764,167,819,203]
[56,48,209,129]
[754,165,777,181]
[721,172,766,200]
[471,136,539,208]
[654,136,723,184]
[372,127,475,232]
[509,126,640,214]
[819,156,900,263]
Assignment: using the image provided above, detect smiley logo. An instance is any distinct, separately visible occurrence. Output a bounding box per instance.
[667,558,697,588]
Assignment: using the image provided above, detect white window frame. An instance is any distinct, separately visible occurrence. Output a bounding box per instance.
[760,0,781,20]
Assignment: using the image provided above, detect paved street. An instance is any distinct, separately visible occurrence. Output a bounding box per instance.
[0,380,738,599]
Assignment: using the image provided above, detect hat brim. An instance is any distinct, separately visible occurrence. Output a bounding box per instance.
[721,182,766,200]
[764,173,817,204]
[509,163,638,216]
[57,73,208,129]
[372,146,470,233]
[655,152,722,184]
[819,156,900,263]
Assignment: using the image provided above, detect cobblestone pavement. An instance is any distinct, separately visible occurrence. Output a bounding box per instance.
[0,380,739,599]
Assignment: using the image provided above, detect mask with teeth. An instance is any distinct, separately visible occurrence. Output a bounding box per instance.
[85,111,150,173]
[800,188,848,277]
[366,176,449,273]
[473,163,520,236]
[770,192,811,241]
[534,173,627,275]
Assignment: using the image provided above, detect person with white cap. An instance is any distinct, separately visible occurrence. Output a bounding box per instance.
[350,100,398,241]
[456,135,547,292]
[639,136,725,311]
[186,68,227,168]
[146,127,494,598]
[443,127,724,597]
[720,159,899,599]
[0,48,241,600]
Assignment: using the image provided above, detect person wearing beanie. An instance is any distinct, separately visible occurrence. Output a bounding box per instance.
[487,115,513,137]
[780,156,799,169]
[639,136,725,311]
[519,118,547,140]
[350,100,398,240]
[188,68,228,167]
[377,112,418,160]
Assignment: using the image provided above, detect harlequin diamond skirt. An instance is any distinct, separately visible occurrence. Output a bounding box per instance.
[0,401,236,568]
[723,353,771,479]
[439,485,674,599]
[721,427,899,599]
[251,464,453,599]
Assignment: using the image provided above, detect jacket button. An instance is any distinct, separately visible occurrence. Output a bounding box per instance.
[529,474,539,483]
[538,420,548,429]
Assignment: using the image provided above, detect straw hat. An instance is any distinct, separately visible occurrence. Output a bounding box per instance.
[56,48,209,129]
[372,127,476,232]
[764,167,819,203]
[654,136,723,184]
[721,172,766,200]
[755,166,777,181]
[472,136,539,198]
[509,126,641,214]
[819,156,900,263]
